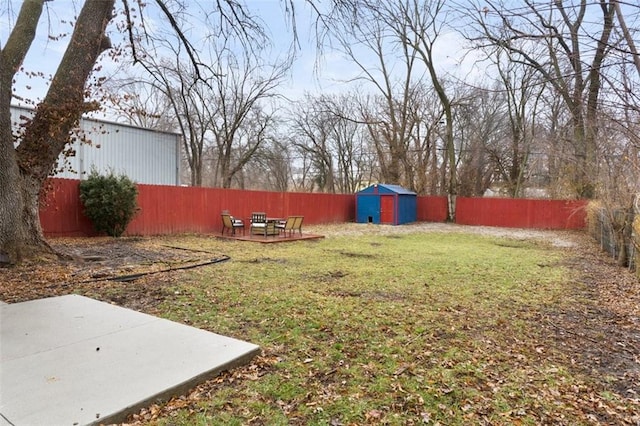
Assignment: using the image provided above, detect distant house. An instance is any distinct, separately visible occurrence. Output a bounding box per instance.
[10,105,181,186]
[355,183,417,225]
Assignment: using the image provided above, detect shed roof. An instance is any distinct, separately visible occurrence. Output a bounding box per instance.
[358,184,417,195]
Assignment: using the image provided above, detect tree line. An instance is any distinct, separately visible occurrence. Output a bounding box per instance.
[106,2,639,214]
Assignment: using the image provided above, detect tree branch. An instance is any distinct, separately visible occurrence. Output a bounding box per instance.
[1,0,45,76]
[16,0,116,182]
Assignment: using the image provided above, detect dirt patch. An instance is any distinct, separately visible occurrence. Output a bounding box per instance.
[307,270,349,283]
[336,250,376,258]
[0,237,224,313]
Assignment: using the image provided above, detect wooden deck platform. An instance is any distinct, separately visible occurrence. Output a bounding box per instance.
[216,232,324,244]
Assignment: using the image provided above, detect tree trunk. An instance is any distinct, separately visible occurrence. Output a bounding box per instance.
[0,0,46,263]
[582,2,615,199]
[1,0,114,264]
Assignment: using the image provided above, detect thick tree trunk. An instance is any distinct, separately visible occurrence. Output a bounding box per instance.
[0,0,46,263]
[1,0,115,264]
[0,111,29,263]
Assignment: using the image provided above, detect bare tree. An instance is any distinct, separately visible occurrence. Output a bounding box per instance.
[132,51,212,187]
[244,136,292,192]
[612,1,640,76]
[104,66,210,187]
[454,86,502,197]
[286,92,372,194]
[109,28,289,188]
[104,80,177,131]
[329,6,425,190]
[289,146,317,192]
[403,85,443,195]
[366,0,459,218]
[0,0,273,263]
[491,51,546,197]
[465,0,616,199]
[323,94,369,193]
[289,94,336,193]
[207,44,289,189]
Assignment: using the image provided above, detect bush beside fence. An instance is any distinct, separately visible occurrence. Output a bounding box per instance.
[40,178,587,238]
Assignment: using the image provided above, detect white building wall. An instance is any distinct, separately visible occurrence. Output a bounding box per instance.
[11,106,181,186]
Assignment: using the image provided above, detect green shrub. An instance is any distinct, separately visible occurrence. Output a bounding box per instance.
[79,169,139,237]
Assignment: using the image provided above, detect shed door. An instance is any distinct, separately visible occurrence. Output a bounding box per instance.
[380,195,394,224]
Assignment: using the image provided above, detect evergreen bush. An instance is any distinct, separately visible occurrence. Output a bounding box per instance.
[79,169,139,237]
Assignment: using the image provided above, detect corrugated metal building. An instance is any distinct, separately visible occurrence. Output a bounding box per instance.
[11,105,181,185]
[355,183,417,225]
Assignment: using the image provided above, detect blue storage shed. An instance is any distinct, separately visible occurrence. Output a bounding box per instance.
[356,184,417,225]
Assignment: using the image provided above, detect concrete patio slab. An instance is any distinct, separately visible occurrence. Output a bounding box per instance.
[0,294,260,426]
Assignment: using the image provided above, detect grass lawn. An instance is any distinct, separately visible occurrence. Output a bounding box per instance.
[113,229,639,425]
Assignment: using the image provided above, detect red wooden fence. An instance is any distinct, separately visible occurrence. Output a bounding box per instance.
[39,179,586,237]
[40,179,94,237]
[417,196,449,222]
[39,179,356,237]
[456,197,586,229]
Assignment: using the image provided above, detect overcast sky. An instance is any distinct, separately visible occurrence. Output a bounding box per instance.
[1,0,479,110]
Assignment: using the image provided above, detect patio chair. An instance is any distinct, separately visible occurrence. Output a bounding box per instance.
[292,215,304,235]
[250,212,267,236]
[222,210,244,225]
[276,216,298,237]
[221,213,245,235]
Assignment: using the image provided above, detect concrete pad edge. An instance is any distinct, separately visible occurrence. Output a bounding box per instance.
[90,345,261,426]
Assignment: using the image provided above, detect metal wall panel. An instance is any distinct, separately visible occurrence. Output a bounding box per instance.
[398,195,417,224]
[11,106,180,185]
[355,194,381,224]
